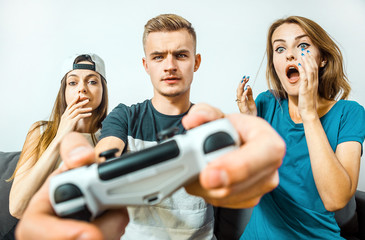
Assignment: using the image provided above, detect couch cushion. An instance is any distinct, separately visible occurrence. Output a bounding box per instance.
[0,151,21,239]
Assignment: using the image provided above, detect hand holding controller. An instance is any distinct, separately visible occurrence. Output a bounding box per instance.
[49,118,240,221]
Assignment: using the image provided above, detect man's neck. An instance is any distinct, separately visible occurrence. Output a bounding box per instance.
[151,93,191,115]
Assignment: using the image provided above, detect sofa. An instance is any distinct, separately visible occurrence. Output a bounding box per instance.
[0,151,20,240]
[1,150,365,240]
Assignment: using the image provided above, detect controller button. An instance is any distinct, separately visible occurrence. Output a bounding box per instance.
[157,127,179,142]
[54,183,83,203]
[203,132,235,154]
[62,205,92,222]
[99,148,119,161]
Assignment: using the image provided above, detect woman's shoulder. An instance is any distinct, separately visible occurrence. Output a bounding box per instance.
[333,99,364,113]
[256,90,282,105]
[28,121,48,134]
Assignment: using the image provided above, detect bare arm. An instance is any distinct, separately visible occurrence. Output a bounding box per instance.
[9,122,63,218]
[10,97,94,218]
[298,50,361,211]
[303,117,361,211]
[95,136,125,162]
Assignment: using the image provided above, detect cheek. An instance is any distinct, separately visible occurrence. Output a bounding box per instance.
[273,57,283,76]
[65,87,76,105]
[93,87,103,105]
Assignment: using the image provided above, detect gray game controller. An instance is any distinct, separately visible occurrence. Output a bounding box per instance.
[49,118,240,221]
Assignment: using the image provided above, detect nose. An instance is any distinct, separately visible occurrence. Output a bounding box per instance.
[164,54,177,72]
[286,49,297,61]
[78,82,87,93]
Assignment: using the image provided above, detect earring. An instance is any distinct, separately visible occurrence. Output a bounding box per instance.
[320,61,327,67]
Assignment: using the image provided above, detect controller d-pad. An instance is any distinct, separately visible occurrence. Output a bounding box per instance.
[203,132,235,154]
[54,183,83,204]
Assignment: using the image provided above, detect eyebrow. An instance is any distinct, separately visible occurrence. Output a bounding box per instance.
[272,34,309,44]
[149,49,190,57]
[67,73,99,78]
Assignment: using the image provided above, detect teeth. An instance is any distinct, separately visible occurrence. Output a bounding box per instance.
[289,67,295,69]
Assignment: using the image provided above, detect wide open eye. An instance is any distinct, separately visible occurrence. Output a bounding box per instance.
[298,43,310,50]
[275,47,285,53]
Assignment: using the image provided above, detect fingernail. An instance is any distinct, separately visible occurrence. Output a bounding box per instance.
[68,146,92,161]
[241,79,244,83]
[247,76,250,80]
[298,63,302,66]
[205,169,229,188]
[77,233,92,240]
[301,53,304,56]
[242,75,246,79]
[245,85,250,91]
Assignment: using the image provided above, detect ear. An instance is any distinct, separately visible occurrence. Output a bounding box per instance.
[142,57,149,74]
[194,54,201,72]
[320,58,327,68]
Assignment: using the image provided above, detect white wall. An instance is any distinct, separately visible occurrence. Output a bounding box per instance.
[0,0,364,190]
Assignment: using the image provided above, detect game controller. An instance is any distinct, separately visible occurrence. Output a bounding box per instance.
[49,118,240,221]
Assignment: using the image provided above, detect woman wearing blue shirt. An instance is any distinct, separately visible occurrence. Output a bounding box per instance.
[236,16,365,239]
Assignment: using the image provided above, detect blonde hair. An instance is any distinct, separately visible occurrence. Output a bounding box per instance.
[266,16,351,100]
[9,55,108,180]
[143,14,197,53]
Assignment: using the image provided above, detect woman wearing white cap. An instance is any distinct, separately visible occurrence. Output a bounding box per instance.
[9,53,108,219]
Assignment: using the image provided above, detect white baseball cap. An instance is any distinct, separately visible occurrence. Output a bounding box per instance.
[61,53,106,81]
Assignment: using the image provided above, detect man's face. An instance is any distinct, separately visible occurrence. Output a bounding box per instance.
[143,29,201,98]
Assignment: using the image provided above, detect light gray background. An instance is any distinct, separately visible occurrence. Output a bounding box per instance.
[1,0,364,190]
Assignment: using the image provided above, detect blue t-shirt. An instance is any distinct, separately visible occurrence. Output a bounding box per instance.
[241,90,365,240]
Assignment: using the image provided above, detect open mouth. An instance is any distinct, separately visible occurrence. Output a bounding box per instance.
[286,66,300,82]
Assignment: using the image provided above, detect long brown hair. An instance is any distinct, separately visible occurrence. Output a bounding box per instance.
[266,16,351,100]
[9,55,108,180]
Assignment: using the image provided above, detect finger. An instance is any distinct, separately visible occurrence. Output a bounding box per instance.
[236,76,247,99]
[67,95,81,109]
[67,107,93,121]
[246,86,254,102]
[195,169,279,203]
[199,114,285,189]
[182,103,224,130]
[60,132,96,170]
[67,99,91,116]
[72,112,93,123]
[93,208,129,239]
[298,63,307,89]
[185,177,264,208]
[16,169,104,240]
[241,88,249,102]
[302,50,318,89]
